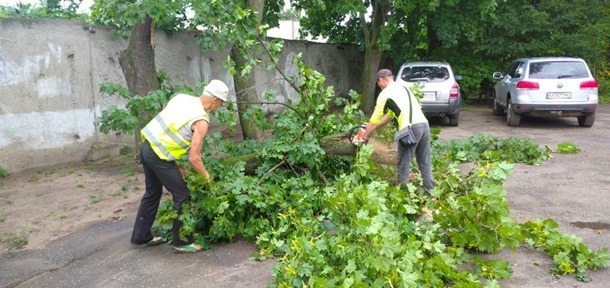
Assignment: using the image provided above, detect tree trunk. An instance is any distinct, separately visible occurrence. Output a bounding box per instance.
[360,48,383,113]
[318,133,396,165]
[426,14,440,58]
[118,15,159,149]
[232,48,262,140]
[359,1,386,113]
[232,0,265,140]
[222,133,397,171]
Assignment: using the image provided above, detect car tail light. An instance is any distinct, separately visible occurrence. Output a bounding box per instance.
[517,81,539,90]
[450,82,459,98]
[580,80,598,89]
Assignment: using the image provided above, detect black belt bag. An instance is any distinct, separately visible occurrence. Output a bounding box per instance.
[395,87,418,147]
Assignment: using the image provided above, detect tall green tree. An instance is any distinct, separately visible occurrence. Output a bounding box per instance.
[91,0,189,148]
[91,0,286,142]
[191,0,287,140]
[291,0,396,112]
[290,0,499,111]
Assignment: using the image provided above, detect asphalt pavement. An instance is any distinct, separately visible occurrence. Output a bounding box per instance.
[1,104,609,288]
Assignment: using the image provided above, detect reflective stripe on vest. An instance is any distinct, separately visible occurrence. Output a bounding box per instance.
[141,94,208,161]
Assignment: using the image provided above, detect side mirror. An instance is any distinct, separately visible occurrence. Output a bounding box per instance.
[455,75,462,81]
[492,72,503,80]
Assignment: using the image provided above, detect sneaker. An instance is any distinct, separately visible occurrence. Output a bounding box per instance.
[131,236,164,246]
[146,236,164,246]
[173,243,202,253]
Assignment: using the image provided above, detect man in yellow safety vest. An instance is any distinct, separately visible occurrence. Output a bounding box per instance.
[130,80,229,253]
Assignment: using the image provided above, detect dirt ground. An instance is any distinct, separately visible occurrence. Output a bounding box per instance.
[1,104,609,287]
[0,156,145,252]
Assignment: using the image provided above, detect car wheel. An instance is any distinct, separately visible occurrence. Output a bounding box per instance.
[578,113,595,127]
[506,98,520,127]
[448,114,459,126]
[492,97,503,116]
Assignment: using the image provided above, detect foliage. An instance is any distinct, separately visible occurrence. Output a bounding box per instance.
[434,161,523,254]
[522,219,610,282]
[438,134,552,166]
[95,71,196,136]
[596,67,610,104]
[90,0,191,38]
[0,0,88,21]
[292,0,609,102]
[93,56,605,285]
[557,142,581,154]
[430,0,610,100]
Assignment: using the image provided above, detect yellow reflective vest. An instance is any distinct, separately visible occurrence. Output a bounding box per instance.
[370,82,428,130]
[141,94,209,161]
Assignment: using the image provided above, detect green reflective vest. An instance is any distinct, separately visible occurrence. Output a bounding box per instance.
[141,94,209,161]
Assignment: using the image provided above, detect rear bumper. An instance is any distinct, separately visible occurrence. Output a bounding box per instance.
[512,103,597,117]
[422,98,461,117]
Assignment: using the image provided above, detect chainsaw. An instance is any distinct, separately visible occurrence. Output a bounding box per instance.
[348,125,367,147]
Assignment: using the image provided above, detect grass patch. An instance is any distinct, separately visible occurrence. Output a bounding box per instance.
[119,145,133,155]
[36,168,58,176]
[0,232,28,250]
[0,210,6,223]
[89,194,103,204]
[0,167,9,179]
[120,168,136,177]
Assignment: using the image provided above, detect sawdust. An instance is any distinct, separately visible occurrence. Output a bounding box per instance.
[0,156,145,253]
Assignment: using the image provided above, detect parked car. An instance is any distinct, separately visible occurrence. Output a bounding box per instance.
[492,57,598,127]
[396,62,462,126]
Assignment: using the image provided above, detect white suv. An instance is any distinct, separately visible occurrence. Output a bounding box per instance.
[396,62,462,126]
[492,57,598,127]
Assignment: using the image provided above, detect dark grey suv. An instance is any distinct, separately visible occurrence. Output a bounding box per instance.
[396,62,462,126]
[492,57,598,127]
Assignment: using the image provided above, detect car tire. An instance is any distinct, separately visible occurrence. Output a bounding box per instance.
[506,98,520,127]
[448,114,459,126]
[492,97,503,116]
[578,113,595,127]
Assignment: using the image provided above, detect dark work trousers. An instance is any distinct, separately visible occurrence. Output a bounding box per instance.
[397,122,434,195]
[131,140,192,246]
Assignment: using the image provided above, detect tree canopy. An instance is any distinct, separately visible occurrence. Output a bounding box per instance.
[291,0,610,100]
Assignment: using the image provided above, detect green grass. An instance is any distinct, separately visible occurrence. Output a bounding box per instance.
[0,167,8,179]
[0,232,28,250]
[89,194,103,204]
[0,210,6,223]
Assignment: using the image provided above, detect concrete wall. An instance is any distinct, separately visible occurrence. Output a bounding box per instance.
[0,19,364,173]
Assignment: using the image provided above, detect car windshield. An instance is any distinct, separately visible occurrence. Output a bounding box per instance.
[400,66,450,83]
[528,61,589,79]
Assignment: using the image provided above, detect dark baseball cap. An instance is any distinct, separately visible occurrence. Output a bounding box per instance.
[376,68,393,79]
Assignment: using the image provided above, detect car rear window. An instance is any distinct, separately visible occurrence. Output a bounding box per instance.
[528,61,589,79]
[400,66,450,83]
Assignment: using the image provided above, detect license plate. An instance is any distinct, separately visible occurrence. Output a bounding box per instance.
[546,92,571,99]
[422,92,436,100]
